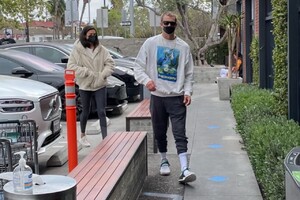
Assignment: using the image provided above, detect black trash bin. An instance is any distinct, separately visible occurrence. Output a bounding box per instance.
[284,147,300,200]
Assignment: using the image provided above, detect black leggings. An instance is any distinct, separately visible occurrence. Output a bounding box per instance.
[79,88,107,135]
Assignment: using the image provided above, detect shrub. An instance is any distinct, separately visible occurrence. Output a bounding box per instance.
[231,84,300,200]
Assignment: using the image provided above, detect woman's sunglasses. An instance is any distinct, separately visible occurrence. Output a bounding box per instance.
[162,21,177,26]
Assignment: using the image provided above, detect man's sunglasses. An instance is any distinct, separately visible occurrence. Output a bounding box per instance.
[162,21,177,26]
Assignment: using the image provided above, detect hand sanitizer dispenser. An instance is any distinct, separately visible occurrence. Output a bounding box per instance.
[13,151,33,194]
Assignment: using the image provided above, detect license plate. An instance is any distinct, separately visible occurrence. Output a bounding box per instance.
[52,119,60,133]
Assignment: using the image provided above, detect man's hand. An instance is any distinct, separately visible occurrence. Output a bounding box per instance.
[183,95,191,106]
[146,80,156,91]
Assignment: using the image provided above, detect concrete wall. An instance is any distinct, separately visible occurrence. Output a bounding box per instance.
[57,38,146,58]
[99,38,146,57]
[194,65,225,83]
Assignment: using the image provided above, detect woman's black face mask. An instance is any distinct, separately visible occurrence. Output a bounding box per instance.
[87,35,97,43]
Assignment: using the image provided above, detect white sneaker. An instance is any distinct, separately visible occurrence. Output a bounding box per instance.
[178,168,196,184]
[79,136,91,147]
[160,159,171,176]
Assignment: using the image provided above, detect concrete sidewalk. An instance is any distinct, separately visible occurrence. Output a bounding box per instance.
[183,83,263,200]
[138,82,263,200]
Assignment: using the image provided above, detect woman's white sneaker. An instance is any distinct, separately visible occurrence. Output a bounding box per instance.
[79,136,91,147]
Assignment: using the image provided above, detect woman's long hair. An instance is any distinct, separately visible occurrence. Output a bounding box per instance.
[79,26,99,48]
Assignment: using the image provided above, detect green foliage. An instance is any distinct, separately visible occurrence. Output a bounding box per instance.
[231,84,300,200]
[107,9,123,36]
[272,0,288,116]
[206,41,228,65]
[231,84,279,139]
[1,0,46,21]
[133,7,154,38]
[249,36,259,86]
[46,0,66,17]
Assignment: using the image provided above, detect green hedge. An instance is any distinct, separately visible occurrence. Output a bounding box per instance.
[231,84,300,200]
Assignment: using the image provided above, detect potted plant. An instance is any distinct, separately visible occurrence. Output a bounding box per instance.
[217,13,243,100]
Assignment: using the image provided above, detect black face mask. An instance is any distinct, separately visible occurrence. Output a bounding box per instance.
[87,35,97,43]
[163,26,176,34]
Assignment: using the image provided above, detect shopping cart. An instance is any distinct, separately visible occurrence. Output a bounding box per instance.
[0,119,39,198]
[0,119,39,173]
[0,138,12,197]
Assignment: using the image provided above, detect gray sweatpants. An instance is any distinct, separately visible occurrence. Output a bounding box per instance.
[150,95,188,155]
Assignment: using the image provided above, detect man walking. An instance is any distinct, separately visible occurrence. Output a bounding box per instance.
[134,11,196,184]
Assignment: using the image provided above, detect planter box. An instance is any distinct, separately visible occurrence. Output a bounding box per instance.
[217,77,243,100]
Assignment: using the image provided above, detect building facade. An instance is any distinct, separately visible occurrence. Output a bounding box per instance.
[242,0,300,123]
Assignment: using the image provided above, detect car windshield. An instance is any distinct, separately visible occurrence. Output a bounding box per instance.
[12,52,64,72]
[57,44,73,54]
[62,44,74,53]
[106,47,125,59]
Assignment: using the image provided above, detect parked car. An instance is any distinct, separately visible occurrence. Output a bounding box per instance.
[0,75,62,154]
[0,42,141,101]
[0,49,128,120]
[107,47,136,62]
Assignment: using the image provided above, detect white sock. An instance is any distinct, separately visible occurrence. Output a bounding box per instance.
[179,152,188,172]
[160,152,167,160]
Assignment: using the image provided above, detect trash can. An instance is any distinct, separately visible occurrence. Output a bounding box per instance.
[284,147,300,200]
[3,175,76,200]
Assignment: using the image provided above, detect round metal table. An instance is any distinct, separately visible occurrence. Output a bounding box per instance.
[3,175,76,200]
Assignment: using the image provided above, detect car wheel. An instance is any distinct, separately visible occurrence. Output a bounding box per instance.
[59,88,82,121]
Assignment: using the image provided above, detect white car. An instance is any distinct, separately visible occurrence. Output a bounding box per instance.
[0,75,62,154]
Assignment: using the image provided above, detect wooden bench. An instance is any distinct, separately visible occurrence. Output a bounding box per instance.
[125,99,157,153]
[68,131,147,200]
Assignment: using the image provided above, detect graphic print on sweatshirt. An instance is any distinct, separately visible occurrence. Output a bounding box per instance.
[157,46,179,82]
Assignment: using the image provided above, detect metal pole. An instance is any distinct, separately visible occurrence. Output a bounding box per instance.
[101,9,104,39]
[154,9,156,35]
[129,0,135,37]
[88,0,91,24]
[25,0,29,42]
[70,0,74,39]
[101,0,106,38]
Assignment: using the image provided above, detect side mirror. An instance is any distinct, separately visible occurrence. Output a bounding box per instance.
[11,67,34,78]
[61,57,69,63]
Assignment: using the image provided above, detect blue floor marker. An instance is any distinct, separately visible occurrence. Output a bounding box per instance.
[208,176,228,182]
[208,144,223,149]
[208,125,220,129]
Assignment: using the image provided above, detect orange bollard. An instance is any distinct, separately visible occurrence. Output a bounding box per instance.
[64,70,78,172]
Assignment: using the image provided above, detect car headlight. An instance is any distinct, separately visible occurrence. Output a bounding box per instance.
[0,99,34,113]
[115,66,134,76]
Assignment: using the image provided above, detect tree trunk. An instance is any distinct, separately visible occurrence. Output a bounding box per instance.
[227,26,234,78]
[54,0,59,39]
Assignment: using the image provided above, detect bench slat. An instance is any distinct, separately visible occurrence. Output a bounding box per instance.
[125,99,157,153]
[69,131,147,200]
[68,132,124,179]
[94,132,146,199]
[76,133,134,199]
[126,99,151,118]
